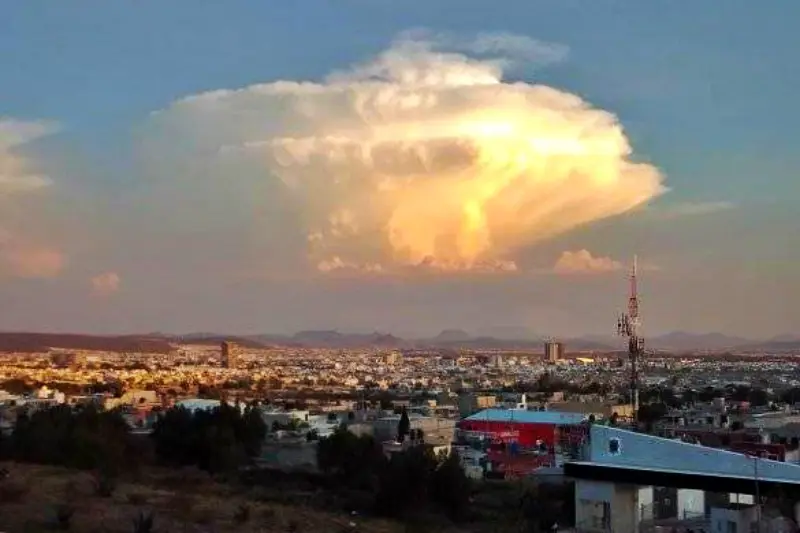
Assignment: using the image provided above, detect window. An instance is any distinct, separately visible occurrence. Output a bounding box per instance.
[608,438,621,455]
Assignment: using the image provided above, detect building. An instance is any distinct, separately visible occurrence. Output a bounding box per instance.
[372,413,456,445]
[544,341,564,363]
[458,393,498,417]
[220,341,239,369]
[456,409,586,449]
[565,424,800,532]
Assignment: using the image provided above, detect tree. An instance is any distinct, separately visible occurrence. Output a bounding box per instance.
[9,404,137,474]
[150,403,266,474]
[430,450,470,520]
[637,403,668,431]
[375,446,436,518]
[317,426,384,489]
[397,408,410,443]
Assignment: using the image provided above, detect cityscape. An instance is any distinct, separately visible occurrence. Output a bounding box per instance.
[2,2,799,533]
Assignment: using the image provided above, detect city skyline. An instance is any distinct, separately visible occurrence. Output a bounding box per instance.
[1,1,798,337]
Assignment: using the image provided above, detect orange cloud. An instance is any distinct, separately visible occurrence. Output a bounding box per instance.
[150,31,665,276]
[0,238,65,279]
[91,271,121,296]
[553,250,622,275]
[0,118,64,280]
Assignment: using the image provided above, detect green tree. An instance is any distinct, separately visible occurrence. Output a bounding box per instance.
[10,404,137,474]
[317,426,384,488]
[430,450,470,520]
[150,403,266,474]
[375,446,436,518]
[397,408,410,442]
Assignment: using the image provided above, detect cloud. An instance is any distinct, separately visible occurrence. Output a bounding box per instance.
[90,271,121,296]
[553,250,623,275]
[143,31,665,276]
[0,230,65,279]
[650,201,735,219]
[0,118,65,279]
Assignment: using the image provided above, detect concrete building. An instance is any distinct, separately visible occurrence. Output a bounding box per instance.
[545,341,565,363]
[565,424,800,532]
[372,413,456,445]
[220,341,239,369]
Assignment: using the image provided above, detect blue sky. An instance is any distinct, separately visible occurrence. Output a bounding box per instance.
[0,1,798,336]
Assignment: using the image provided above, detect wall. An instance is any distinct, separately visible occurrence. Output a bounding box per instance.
[575,480,648,532]
[710,505,758,533]
[588,426,800,482]
[457,420,556,447]
[676,488,705,518]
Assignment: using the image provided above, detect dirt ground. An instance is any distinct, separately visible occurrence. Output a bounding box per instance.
[0,462,411,533]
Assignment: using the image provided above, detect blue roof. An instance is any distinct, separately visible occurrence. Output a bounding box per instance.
[465,409,586,425]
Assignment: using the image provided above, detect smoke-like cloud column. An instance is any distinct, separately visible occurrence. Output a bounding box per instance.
[151,32,665,274]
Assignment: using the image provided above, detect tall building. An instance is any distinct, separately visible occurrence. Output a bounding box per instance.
[220,341,239,369]
[545,341,565,363]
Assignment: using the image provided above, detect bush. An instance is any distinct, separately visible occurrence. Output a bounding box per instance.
[132,511,154,533]
[54,503,75,531]
[93,469,118,498]
[234,503,251,524]
[0,480,28,503]
[127,492,148,505]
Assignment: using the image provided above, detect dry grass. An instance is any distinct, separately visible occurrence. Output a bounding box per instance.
[0,462,410,533]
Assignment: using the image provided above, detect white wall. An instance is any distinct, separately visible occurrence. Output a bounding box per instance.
[677,488,705,518]
[575,480,649,532]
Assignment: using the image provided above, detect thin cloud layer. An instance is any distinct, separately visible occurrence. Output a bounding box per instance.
[553,249,623,275]
[0,119,65,279]
[652,201,735,219]
[145,31,666,275]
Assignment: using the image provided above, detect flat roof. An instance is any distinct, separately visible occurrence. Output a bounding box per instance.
[465,409,586,425]
[565,461,800,495]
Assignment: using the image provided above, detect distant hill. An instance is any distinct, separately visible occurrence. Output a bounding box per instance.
[173,334,266,349]
[1,329,795,354]
[732,340,800,353]
[0,333,173,354]
[647,331,752,351]
[432,329,471,342]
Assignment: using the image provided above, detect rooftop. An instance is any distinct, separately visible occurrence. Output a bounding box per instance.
[465,409,586,425]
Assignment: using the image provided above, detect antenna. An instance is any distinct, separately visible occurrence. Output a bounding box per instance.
[617,255,644,417]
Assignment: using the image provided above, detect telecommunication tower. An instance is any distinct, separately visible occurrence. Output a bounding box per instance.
[616,255,644,416]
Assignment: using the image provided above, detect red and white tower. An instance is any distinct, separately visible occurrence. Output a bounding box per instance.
[617,255,644,415]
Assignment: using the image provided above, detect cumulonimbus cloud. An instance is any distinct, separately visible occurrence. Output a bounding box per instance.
[0,118,65,279]
[148,31,666,275]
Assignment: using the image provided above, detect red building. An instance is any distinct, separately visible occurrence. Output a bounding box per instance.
[457,409,587,449]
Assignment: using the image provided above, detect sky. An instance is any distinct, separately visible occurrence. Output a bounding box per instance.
[1,0,798,338]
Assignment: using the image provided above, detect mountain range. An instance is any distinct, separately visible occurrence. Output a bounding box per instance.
[0,330,797,354]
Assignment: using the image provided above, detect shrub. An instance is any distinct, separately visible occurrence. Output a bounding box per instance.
[127,492,148,505]
[54,503,75,531]
[234,503,251,524]
[93,469,117,498]
[0,480,28,503]
[132,510,154,533]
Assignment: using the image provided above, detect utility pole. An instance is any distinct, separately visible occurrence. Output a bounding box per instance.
[617,255,644,418]
[754,455,762,533]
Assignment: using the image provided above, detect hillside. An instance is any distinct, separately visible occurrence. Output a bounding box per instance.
[0,462,409,533]
[0,333,173,354]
